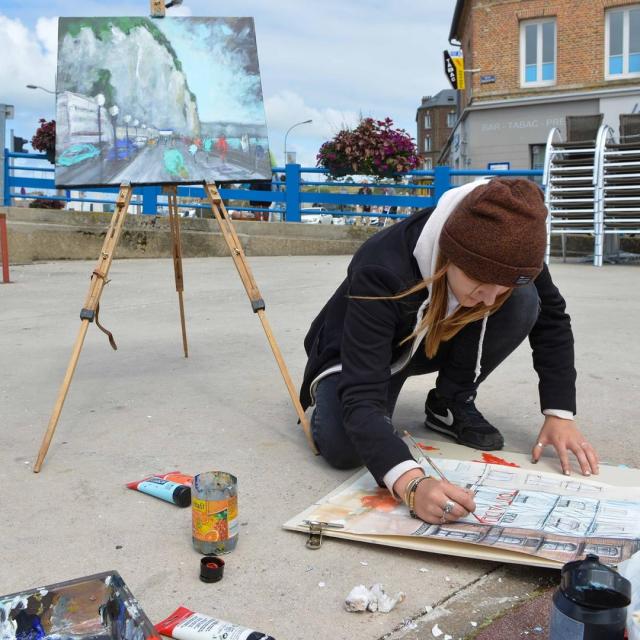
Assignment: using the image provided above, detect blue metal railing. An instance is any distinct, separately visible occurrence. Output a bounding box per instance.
[3,151,543,222]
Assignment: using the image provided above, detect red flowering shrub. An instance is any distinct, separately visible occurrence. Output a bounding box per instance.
[31,119,56,152]
[317,117,420,180]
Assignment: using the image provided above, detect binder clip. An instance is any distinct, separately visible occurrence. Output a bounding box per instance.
[303,520,345,550]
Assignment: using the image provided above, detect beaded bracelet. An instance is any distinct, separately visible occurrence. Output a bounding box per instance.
[404,475,431,519]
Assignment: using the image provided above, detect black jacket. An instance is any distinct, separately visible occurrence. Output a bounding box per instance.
[300,208,576,484]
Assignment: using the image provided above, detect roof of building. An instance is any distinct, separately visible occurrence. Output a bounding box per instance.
[449,0,466,43]
[419,90,458,109]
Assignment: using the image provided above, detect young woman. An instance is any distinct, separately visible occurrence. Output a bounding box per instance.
[300,178,600,525]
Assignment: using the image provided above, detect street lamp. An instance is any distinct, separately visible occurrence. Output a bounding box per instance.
[133,119,139,141]
[108,105,119,147]
[284,119,312,165]
[96,93,105,148]
[26,84,55,95]
[123,114,132,143]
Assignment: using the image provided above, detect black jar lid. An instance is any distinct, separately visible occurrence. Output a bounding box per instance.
[200,556,225,583]
[560,554,631,609]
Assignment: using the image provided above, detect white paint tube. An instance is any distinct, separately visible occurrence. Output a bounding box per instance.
[156,607,275,640]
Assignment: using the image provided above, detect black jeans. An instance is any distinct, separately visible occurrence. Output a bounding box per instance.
[310,283,540,470]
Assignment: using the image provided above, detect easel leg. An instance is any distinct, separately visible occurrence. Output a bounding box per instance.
[34,185,133,472]
[204,183,318,454]
[165,186,189,358]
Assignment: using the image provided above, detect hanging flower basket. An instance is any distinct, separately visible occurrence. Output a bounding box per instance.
[31,119,57,164]
[317,117,421,181]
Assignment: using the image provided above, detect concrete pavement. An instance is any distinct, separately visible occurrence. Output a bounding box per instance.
[1,257,638,639]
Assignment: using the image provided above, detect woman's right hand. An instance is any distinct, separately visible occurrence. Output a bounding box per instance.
[413,477,477,524]
[394,470,477,524]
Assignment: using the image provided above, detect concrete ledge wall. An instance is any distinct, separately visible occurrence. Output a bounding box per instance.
[3,206,639,264]
[2,207,378,264]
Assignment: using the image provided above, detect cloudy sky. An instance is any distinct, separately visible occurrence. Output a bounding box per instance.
[0,0,455,166]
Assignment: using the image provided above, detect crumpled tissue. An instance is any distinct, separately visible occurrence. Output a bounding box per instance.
[344,583,405,613]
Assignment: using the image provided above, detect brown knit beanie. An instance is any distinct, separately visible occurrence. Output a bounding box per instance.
[439,178,547,287]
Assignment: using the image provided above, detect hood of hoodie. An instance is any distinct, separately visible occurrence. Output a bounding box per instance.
[403,178,492,381]
[412,178,490,298]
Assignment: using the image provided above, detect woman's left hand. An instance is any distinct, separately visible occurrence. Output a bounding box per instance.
[531,416,599,476]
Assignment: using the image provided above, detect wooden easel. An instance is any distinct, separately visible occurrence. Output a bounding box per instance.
[34,181,316,472]
[166,185,188,357]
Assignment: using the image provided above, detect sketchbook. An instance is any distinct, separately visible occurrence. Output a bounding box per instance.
[284,440,640,568]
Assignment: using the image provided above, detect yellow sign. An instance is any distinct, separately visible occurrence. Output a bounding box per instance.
[452,55,465,90]
[443,50,465,91]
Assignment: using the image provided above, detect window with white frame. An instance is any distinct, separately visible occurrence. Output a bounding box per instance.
[606,5,640,79]
[424,136,431,152]
[520,18,556,86]
[447,111,456,127]
[423,157,433,170]
[424,112,431,129]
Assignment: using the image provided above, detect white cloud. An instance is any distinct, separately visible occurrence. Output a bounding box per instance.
[168,6,193,16]
[265,90,364,167]
[35,16,58,54]
[265,89,359,139]
[0,13,57,122]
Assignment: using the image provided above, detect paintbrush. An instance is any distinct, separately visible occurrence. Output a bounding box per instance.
[403,430,484,523]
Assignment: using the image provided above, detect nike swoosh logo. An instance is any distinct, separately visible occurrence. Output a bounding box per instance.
[432,408,454,427]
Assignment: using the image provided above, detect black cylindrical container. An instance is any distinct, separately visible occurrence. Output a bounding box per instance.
[549,554,631,640]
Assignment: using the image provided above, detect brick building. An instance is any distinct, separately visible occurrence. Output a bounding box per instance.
[415,90,458,168]
[441,0,640,171]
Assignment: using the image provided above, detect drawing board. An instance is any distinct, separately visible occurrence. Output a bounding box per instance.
[284,440,640,569]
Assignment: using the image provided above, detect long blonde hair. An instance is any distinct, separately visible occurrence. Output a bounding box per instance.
[361,255,513,358]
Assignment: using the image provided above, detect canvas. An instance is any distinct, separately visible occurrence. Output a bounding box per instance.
[54,17,272,187]
[284,440,640,569]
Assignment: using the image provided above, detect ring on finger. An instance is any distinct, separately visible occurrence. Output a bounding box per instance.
[536,442,544,448]
[443,499,455,515]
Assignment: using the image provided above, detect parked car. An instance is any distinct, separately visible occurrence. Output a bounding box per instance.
[58,143,100,167]
[107,139,137,161]
[301,207,332,224]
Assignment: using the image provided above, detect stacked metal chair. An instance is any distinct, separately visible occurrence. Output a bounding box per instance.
[544,114,640,266]
[596,114,640,263]
[543,115,605,266]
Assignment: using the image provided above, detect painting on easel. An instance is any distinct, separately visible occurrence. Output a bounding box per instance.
[54,18,272,187]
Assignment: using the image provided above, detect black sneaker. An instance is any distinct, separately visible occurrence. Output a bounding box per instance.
[424,389,504,450]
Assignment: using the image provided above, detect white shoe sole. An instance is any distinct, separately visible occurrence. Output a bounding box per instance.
[425,418,457,439]
[425,416,504,450]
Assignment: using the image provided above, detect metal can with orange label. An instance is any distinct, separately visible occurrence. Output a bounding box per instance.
[192,471,238,554]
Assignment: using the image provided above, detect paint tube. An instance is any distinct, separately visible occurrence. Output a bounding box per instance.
[156,606,275,640]
[126,472,192,507]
